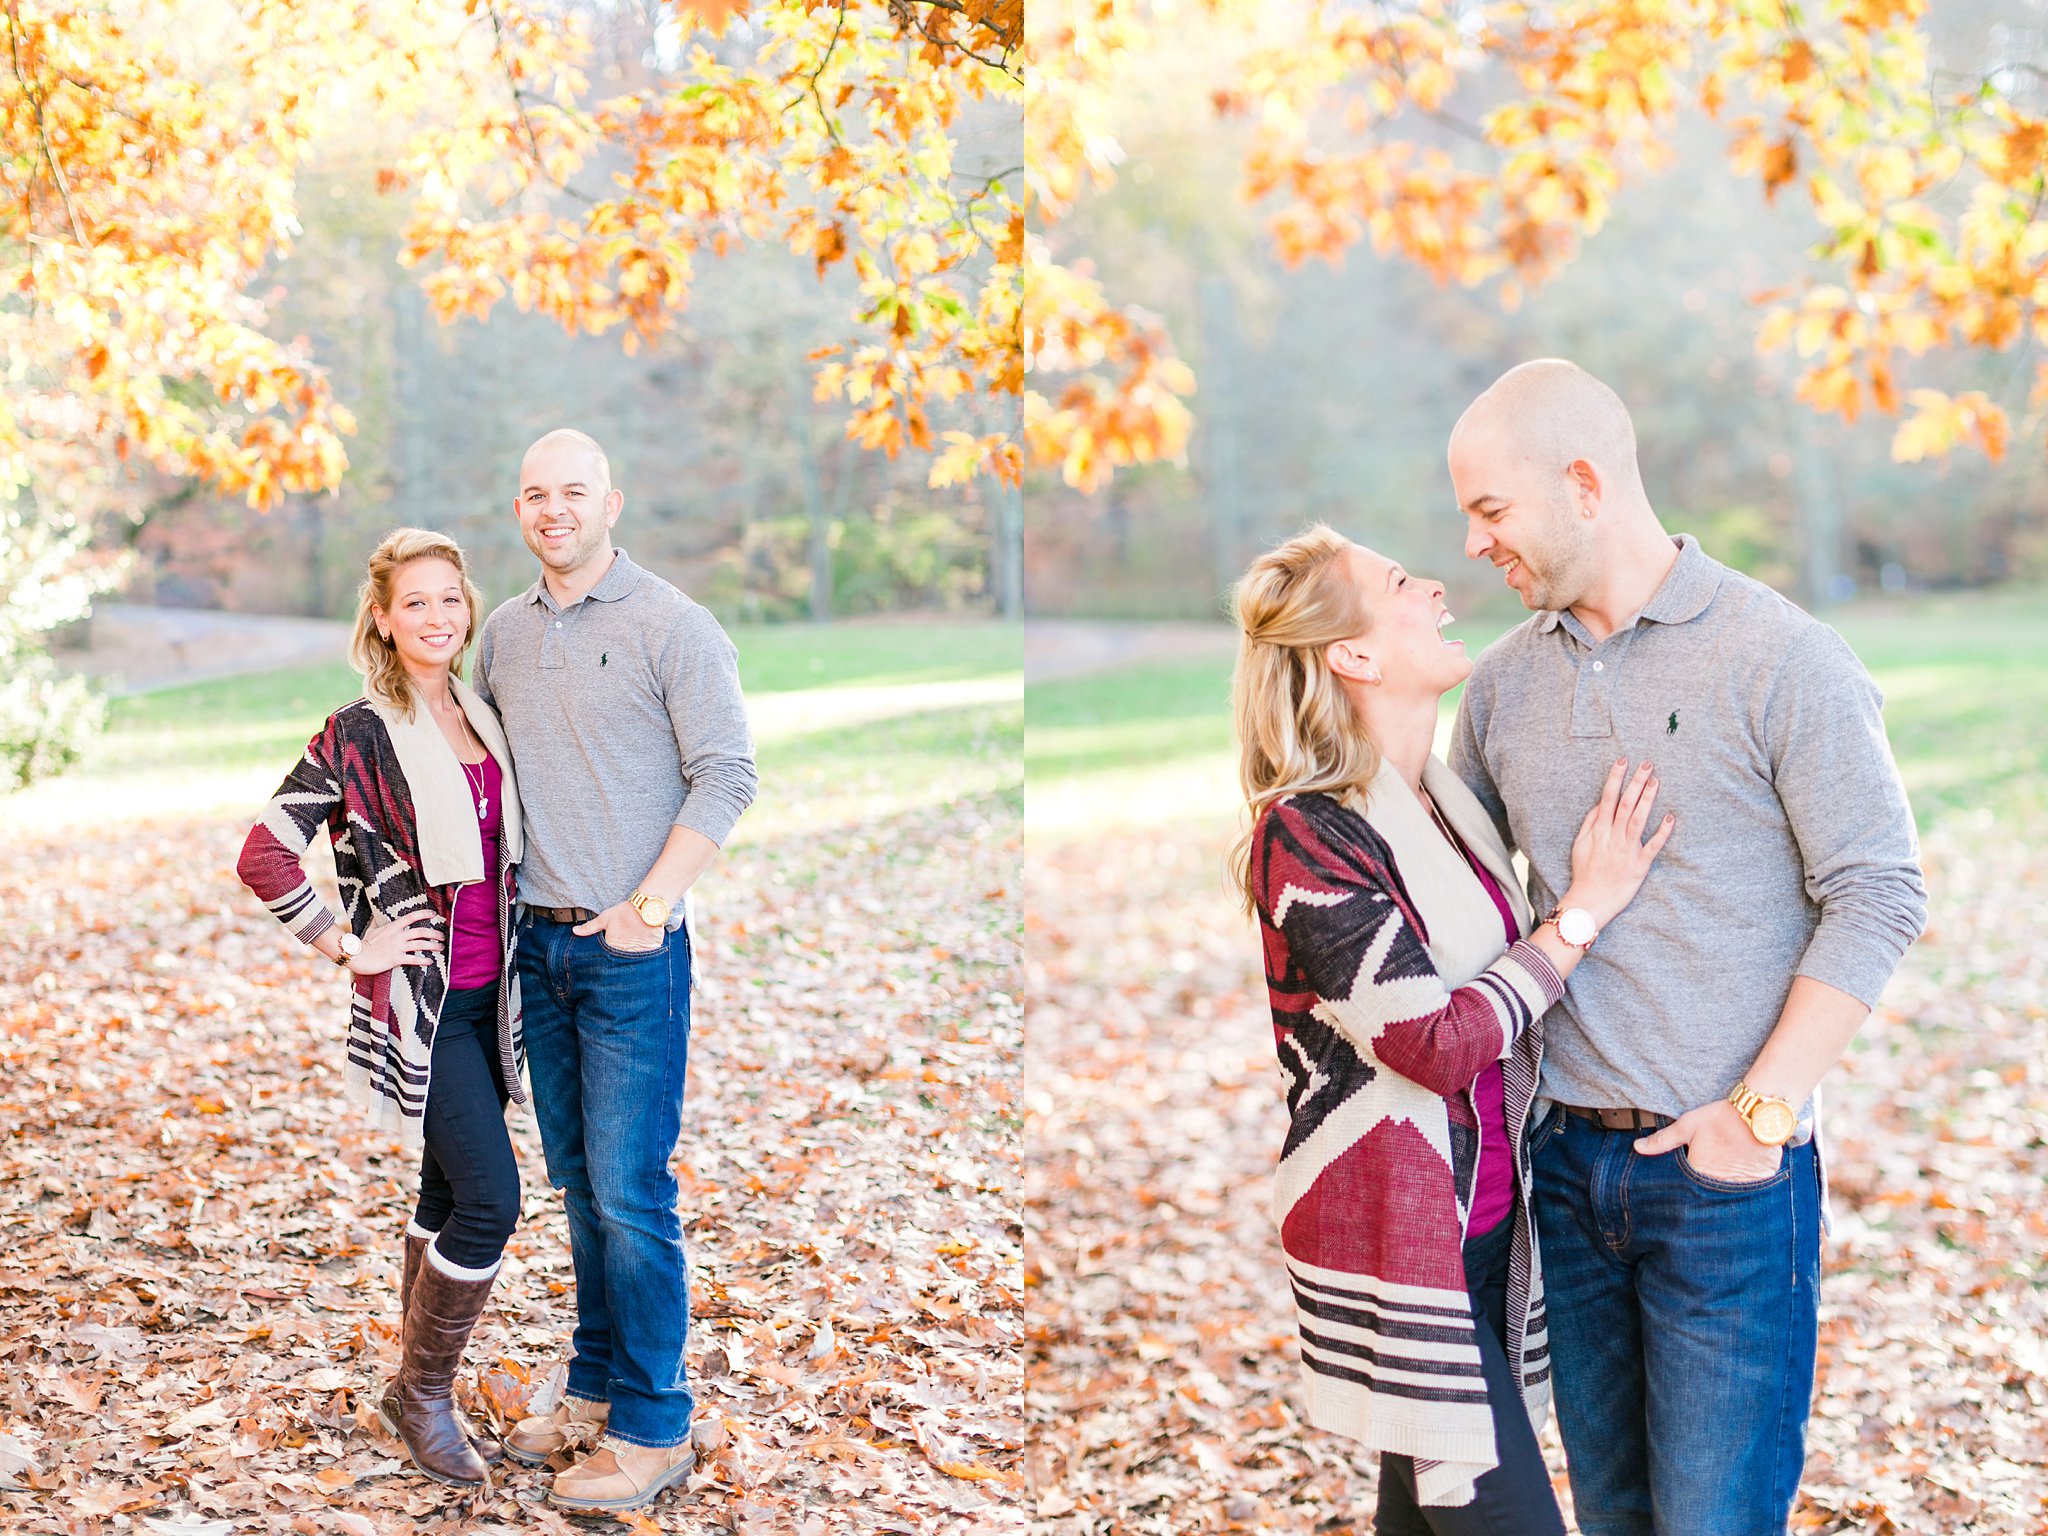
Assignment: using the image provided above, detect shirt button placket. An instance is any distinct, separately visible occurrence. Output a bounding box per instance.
[1571,647,1612,738]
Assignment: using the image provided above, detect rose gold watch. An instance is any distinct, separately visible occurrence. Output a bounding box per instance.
[1543,905,1599,952]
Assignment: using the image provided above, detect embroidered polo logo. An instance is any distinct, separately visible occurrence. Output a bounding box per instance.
[601,653,608,667]
[1667,709,1680,735]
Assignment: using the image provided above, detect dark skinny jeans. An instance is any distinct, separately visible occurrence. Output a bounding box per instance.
[410,983,520,1270]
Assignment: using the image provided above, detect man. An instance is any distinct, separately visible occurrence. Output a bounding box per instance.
[1444,361,1926,1534]
[474,428,758,1514]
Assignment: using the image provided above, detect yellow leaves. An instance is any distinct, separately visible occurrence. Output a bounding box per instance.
[1858,145,1916,205]
[896,230,942,276]
[1891,389,2008,464]
[929,430,1021,489]
[1024,241,1196,490]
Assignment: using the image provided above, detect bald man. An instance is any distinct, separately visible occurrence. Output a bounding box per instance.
[1445,361,1925,1534]
[474,428,758,1514]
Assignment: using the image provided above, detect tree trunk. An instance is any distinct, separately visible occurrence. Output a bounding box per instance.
[995,479,1024,619]
[790,364,833,622]
[1197,274,1245,605]
[1792,408,1845,608]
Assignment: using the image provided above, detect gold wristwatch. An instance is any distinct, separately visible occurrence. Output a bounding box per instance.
[628,890,671,927]
[1727,1080,1797,1146]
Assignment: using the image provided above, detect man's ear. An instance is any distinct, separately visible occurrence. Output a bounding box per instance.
[605,487,625,526]
[1566,458,1603,517]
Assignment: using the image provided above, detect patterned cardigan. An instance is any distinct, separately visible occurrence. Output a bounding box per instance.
[236,683,525,1146]
[1251,785,1565,1505]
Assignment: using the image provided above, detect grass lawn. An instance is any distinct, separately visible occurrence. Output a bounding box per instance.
[1026,590,2048,836]
[2,621,1022,836]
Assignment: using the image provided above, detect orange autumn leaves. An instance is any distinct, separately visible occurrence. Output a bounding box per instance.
[396,0,1024,488]
[12,0,2044,507]
[1,1,359,511]
[1027,0,2048,488]
[4,0,1023,511]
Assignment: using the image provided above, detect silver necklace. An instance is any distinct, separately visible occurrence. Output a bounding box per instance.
[456,715,489,821]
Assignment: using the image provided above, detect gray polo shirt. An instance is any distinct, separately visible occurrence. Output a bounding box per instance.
[474,549,758,916]
[1449,534,1926,1123]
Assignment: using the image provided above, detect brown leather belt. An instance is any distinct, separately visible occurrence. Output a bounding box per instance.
[532,905,600,926]
[1560,1104,1674,1133]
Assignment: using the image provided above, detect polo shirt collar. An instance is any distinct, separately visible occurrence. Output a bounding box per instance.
[1637,534,1719,624]
[1536,533,1720,636]
[521,548,641,613]
[587,548,641,601]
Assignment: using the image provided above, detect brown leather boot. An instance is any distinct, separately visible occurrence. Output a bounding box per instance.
[379,1233,503,1466]
[388,1255,499,1486]
[400,1228,429,1313]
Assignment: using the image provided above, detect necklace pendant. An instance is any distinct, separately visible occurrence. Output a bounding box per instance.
[477,795,489,820]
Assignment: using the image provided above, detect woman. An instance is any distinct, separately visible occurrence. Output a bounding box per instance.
[1232,526,1672,1529]
[237,527,525,1488]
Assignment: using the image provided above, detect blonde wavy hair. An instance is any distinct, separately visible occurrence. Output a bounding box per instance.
[1229,524,1381,912]
[348,527,484,718]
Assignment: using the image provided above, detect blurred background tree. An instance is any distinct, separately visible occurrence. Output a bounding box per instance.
[1025,0,2047,619]
[2,0,1021,781]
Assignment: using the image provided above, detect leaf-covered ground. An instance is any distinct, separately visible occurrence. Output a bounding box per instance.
[0,652,1023,1534]
[1024,805,2048,1535]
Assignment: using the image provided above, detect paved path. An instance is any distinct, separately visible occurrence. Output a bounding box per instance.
[56,603,350,695]
[62,608,1226,693]
[1024,620,1236,684]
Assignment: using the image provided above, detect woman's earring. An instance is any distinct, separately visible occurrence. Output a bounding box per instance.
[1366,666,1382,685]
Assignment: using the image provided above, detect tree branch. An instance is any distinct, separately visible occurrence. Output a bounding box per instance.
[7,3,89,247]
[886,0,1018,80]
[482,1,597,205]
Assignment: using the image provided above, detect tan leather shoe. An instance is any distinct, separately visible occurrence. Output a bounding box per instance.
[503,1393,609,1467]
[547,1434,697,1512]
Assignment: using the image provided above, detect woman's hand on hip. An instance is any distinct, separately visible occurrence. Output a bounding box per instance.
[1563,757,1675,928]
[349,910,443,975]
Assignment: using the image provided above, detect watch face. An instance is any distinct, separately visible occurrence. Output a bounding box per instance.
[638,897,670,926]
[1557,908,1597,947]
[1751,1101,1797,1144]
[339,933,363,956]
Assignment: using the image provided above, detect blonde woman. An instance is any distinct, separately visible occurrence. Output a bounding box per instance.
[237,528,525,1488]
[1233,526,1672,1529]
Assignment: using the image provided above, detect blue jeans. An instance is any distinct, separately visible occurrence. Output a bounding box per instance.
[518,911,694,1448]
[1531,1109,1821,1536]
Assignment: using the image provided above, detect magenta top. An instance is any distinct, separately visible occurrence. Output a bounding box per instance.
[1462,849,1522,1239]
[448,755,504,990]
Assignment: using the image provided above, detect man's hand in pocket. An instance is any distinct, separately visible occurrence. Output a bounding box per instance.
[574,902,664,953]
[1633,1099,1783,1182]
